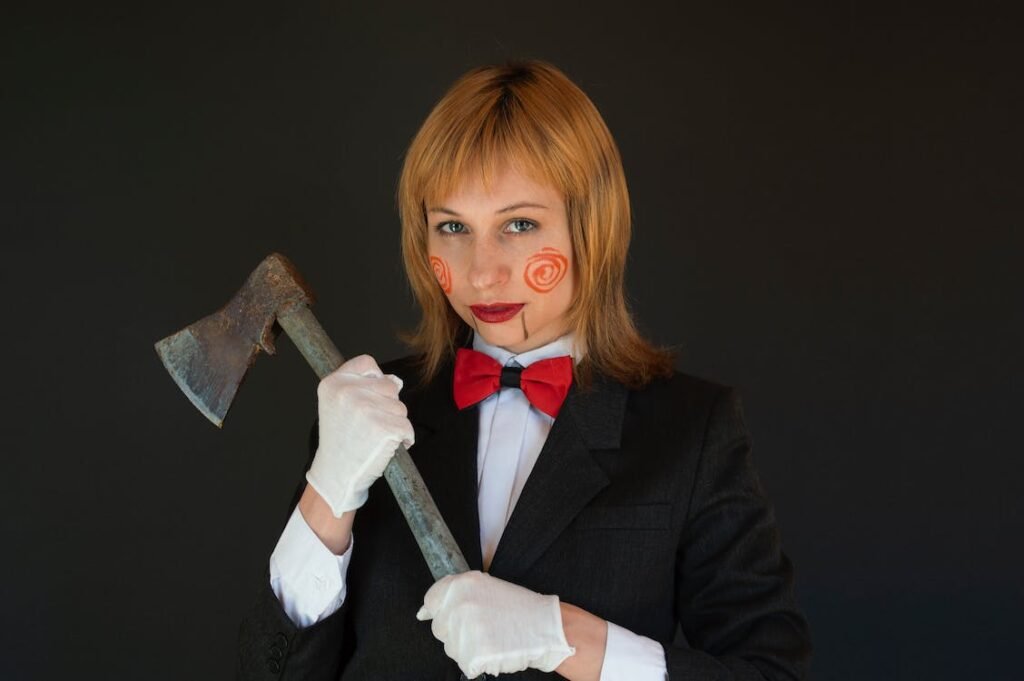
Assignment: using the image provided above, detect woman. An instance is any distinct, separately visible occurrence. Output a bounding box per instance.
[238,60,811,681]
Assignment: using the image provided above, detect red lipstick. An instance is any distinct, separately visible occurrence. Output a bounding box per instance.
[470,303,524,323]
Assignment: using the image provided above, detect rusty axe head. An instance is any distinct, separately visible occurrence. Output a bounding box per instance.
[155,252,315,427]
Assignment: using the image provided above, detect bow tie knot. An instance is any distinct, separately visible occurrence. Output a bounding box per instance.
[499,365,523,389]
[453,348,573,418]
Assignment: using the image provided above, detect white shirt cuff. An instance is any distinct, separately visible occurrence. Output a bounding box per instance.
[599,620,668,681]
[269,505,352,628]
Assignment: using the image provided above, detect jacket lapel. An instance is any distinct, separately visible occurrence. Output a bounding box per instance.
[487,372,628,582]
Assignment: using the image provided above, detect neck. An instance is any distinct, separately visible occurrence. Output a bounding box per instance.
[472,331,582,368]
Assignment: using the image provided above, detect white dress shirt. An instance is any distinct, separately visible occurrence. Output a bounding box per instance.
[269,332,668,680]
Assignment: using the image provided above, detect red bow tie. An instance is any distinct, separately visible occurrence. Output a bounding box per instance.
[453,348,573,418]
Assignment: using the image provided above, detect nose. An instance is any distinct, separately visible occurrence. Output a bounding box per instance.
[466,235,511,292]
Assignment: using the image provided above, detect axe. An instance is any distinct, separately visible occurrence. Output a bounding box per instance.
[155,252,469,580]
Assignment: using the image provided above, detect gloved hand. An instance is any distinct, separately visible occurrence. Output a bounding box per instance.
[416,571,576,678]
[305,354,415,517]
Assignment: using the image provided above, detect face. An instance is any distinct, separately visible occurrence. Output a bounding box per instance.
[426,164,576,354]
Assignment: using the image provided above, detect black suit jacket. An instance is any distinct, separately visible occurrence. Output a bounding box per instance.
[238,354,812,680]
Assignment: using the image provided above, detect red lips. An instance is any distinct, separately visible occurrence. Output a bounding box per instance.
[470,303,524,323]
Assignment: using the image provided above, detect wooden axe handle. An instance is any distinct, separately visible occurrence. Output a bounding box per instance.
[277,304,470,580]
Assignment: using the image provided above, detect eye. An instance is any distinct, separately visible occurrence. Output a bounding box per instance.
[505,218,537,234]
[436,221,468,236]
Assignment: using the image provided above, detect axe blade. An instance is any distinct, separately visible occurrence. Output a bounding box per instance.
[155,252,314,427]
[155,310,263,427]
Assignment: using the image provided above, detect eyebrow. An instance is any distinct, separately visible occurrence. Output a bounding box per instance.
[426,201,550,216]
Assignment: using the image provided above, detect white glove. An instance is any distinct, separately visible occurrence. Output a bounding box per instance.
[305,354,415,517]
[416,571,576,678]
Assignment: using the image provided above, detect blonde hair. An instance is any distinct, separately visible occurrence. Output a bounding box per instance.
[397,60,674,389]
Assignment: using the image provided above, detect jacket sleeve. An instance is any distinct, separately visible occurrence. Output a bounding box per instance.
[664,388,812,680]
[237,419,352,681]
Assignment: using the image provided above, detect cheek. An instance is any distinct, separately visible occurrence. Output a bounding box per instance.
[522,247,570,293]
[429,256,453,294]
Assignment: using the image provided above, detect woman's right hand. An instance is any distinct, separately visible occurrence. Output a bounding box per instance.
[305,354,415,518]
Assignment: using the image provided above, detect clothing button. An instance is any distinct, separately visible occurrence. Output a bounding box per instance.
[273,632,289,649]
[268,659,281,674]
[269,646,283,660]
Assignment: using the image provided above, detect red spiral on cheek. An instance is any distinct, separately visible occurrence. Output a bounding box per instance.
[430,256,452,294]
[523,247,569,293]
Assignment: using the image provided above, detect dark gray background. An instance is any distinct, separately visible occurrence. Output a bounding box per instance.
[3,2,1021,679]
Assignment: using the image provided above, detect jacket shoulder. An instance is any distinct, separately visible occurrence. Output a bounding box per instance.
[378,353,435,391]
[378,353,450,409]
[630,369,735,413]
[620,370,748,452]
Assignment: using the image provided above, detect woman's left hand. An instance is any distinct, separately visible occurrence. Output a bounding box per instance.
[416,570,577,678]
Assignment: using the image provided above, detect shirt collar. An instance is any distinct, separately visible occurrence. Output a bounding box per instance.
[471,331,582,368]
